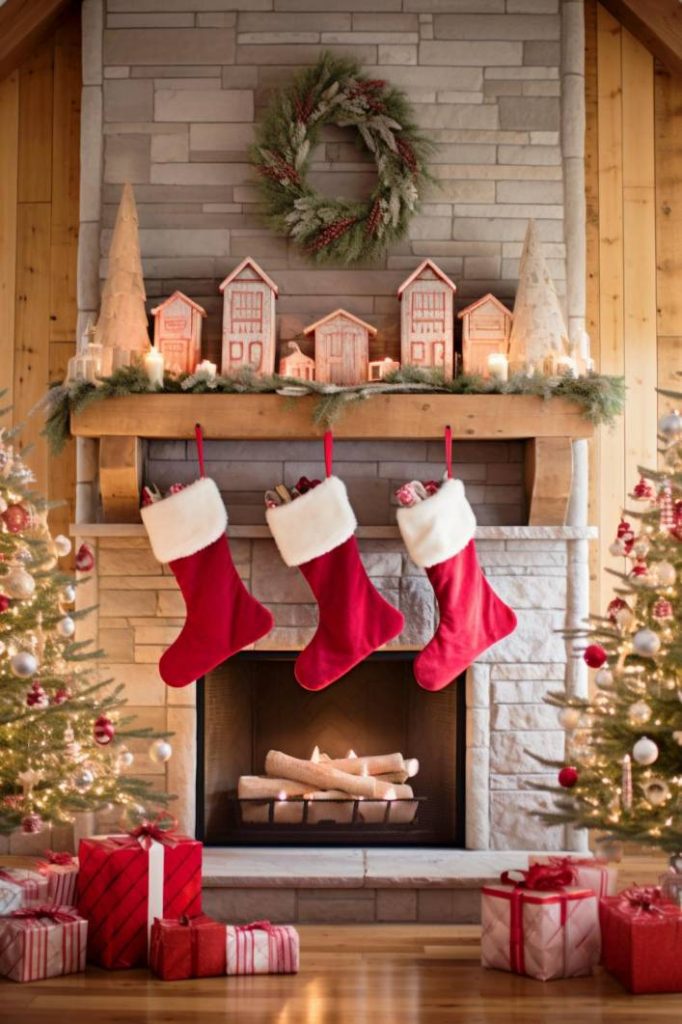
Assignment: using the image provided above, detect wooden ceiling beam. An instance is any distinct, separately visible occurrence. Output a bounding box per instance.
[599,0,682,76]
[0,0,75,81]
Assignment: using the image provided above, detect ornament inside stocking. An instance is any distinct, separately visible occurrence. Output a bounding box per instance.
[141,425,273,687]
[396,426,517,691]
[266,431,404,691]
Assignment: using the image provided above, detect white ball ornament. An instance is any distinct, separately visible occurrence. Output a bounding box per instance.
[595,668,614,689]
[658,409,682,439]
[57,616,76,638]
[11,651,38,678]
[73,767,94,792]
[61,585,76,604]
[53,535,72,558]
[149,739,173,764]
[117,749,134,769]
[558,706,582,730]
[3,566,35,600]
[632,735,659,766]
[627,700,652,726]
[633,629,661,657]
[609,539,627,557]
[654,561,676,587]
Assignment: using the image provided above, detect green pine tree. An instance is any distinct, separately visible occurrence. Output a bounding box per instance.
[0,416,170,835]
[533,392,682,852]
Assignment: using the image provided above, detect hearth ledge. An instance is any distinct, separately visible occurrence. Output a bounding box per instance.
[70,523,597,540]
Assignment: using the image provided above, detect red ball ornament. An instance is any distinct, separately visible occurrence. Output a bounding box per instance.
[0,594,9,612]
[52,687,71,705]
[583,644,607,669]
[631,477,655,501]
[75,542,95,573]
[606,597,627,622]
[26,681,49,709]
[2,503,31,534]
[21,812,43,834]
[94,714,115,745]
[558,766,579,788]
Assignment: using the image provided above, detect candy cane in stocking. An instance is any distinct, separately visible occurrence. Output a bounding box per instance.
[397,426,517,691]
[141,425,273,687]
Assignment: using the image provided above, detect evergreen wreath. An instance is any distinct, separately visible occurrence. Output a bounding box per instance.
[251,52,432,265]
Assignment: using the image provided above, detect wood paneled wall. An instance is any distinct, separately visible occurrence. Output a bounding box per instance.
[586,1,682,612]
[0,6,80,540]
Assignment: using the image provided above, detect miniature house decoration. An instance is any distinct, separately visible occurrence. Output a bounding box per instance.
[151,291,206,376]
[304,309,376,386]
[458,294,513,377]
[398,260,457,380]
[368,357,400,381]
[219,258,278,376]
[279,341,316,381]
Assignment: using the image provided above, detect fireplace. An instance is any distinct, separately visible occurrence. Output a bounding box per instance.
[197,652,466,847]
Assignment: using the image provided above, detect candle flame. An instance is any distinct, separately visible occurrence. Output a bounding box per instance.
[346,749,357,759]
[277,790,287,802]
[310,745,320,763]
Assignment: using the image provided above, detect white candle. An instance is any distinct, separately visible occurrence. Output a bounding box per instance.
[487,353,509,383]
[196,359,217,379]
[144,346,165,388]
[556,355,577,377]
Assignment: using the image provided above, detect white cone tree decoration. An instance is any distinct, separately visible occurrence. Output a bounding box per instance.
[94,182,150,372]
[508,219,570,373]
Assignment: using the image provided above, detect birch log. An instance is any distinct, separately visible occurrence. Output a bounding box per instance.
[322,753,415,777]
[265,749,377,798]
[238,776,310,800]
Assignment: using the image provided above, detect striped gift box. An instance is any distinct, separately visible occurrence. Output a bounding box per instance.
[0,869,49,915]
[226,922,299,975]
[39,854,79,907]
[77,833,202,970]
[0,906,87,983]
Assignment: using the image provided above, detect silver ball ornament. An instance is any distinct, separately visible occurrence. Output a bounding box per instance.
[3,566,35,600]
[633,628,661,657]
[595,668,614,689]
[53,535,72,558]
[558,706,582,731]
[73,767,94,792]
[149,739,173,764]
[11,651,38,678]
[632,735,659,766]
[61,585,76,604]
[117,749,134,769]
[627,700,652,726]
[658,409,682,439]
[57,616,76,638]
[654,561,676,587]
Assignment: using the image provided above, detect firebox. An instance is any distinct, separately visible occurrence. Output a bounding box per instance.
[196,652,466,847]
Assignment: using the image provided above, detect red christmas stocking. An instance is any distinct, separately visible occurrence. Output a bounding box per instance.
[266,433,404,691]
[397,428,517,691]
[141,428,273,688]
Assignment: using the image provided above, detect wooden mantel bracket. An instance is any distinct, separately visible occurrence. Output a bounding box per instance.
[99,437,142,524]
[525,437,573,527]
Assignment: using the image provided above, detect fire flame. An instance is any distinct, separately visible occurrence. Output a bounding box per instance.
[346,749,357,759]
[277,790,287,802]
[310,745,321,763]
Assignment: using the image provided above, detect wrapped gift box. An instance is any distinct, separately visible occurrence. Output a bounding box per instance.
[150,915,227,980]
[39,852,79,907]
[0,867,49,915]
[601,888,682,994]
[529,855,618,901]
[226,922,299,975]
[77,826,202,969]
[0,906,87,982]
[481,868,600,981]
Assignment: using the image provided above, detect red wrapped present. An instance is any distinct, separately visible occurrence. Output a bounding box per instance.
[528,855,618,901]
[77,820,202,969]
[150,914,227,980]
[0,867,49,915]
[0,905,87,982]
[38,851,79,907]
[226,921,299,975]
[601,886,682,994]
[481,864,601,981]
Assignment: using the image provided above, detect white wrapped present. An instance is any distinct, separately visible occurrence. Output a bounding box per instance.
[225,922,299,975]
[0,868,49,915]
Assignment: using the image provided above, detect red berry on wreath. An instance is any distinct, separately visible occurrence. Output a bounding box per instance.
[75,542,95,573]
[2,503,31,534]
[94,714,115,745]
[0,594,9,612]
[558,766,579,788]
[583,644,607,669]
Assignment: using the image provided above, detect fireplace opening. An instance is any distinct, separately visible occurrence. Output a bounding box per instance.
[197,652,466,847]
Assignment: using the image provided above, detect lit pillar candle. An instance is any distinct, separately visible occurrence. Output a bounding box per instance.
[196,359,217,379]
[487,353,509,382]
[556,355,577,377]
[144,346,165,388]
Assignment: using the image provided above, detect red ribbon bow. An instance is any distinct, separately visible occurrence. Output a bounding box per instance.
[129,814,179,849]
[619,886,666,915]
[11,905,79,924]
[501,862,575,892]
[240,920,275,933]
[42,850,76,866]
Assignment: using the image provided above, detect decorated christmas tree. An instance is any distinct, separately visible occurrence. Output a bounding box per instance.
[0,420,171,835]
[536,397,682,852]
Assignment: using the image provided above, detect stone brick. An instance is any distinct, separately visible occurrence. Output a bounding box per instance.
[82,0,104,86]
[354,13,418,31]
[434,13,559,39]
[203,887,297,924]
[106,662,166,706]
[150,163,250,186]
[490,729,565,774]
[452,217,563,242]
[378,44,417,65]
[497,179,563,203]
[407,0,503,10]
[362,552,402,577]
[150,130,189,163]
[238,43,378,64]
[417,889,480,924]
[104,134,150,183]
[251,541,312,604]
[420,40,523,66]
[376,890,418,922]
[398,577,434,646]
[269,603,318,627]
[104,29,236,66]
[498,96,560,130]
[508,0,558,10]
[197,13,237,27]
[100,628,135,661]
[100,589,157,617]
[80,86,103,221]
[167,707,196,835]
[157,590,186,617]
[467,708,490,748]
[491,663,565,681]
[297,889,376,924]
[492,679,562,704]
[524,40,561,65]
[108,13,195,27]
[466,663,490,709]
[491,575,566,610]
[463,255,501,279]
[241,12,350,31]
[454,203,562,221]
[274,0,400,9]
[190,123,254,152]
[155,89,254,123]
[492,703,560,731]
[417,104,498,130]
[99,547,162,576]
[490,791,564,850]
[134,624,181,646]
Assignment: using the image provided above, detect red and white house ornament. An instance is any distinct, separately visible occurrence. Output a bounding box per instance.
[653,598,674,622]
[631,476,655,501]
[151,291,206,376]
[26,681,49,709]
[398,259,456,380]
[94,714,115,745]
[278,340,315,381]
[458,293,513,377]
[304,309,376,386]
[219,258,278,376]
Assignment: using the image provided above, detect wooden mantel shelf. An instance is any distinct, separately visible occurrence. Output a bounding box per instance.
[70,393,593,527]
[70,393,593,441]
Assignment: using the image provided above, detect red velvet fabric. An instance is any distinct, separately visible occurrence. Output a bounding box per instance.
[414,538,517,691]
[295,536,404,691]
[160,535,273,688]
[601,896,682,994]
